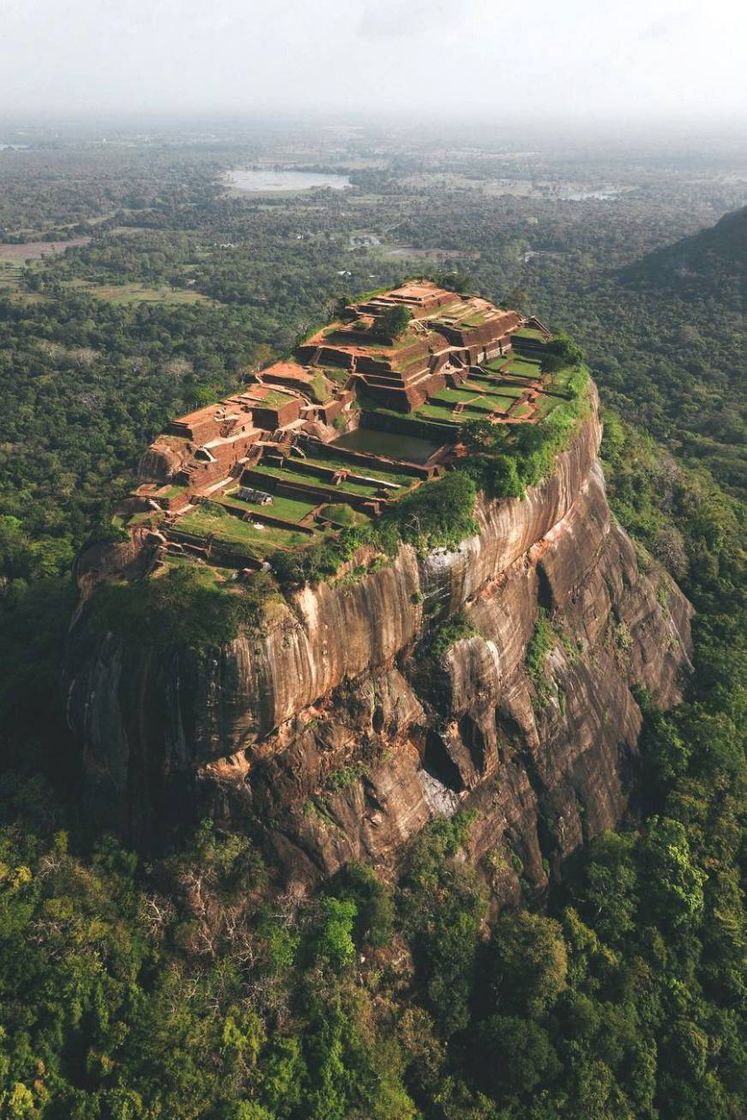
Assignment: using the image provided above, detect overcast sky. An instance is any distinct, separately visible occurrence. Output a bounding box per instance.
[1,0,745,123]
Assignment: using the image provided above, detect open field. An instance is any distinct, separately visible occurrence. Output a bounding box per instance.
[176,506,314,556]
[63,279,213,305]
[0,260,23,289]
[479,383,526,398]
[220,492,319,524]
[509,401,534,419]
[430,387,482,405]
[484,356,511,372]
[249,462,383,497]
[414,404,498,425]
[300,450,414,487]
[501,356,543,375]
[493,372,541,386]
[465,396,515,414]
[0,237,90,260]
[0,261,49,304]
[159,485,189,500]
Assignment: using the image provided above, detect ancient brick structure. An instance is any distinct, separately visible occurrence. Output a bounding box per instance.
[129,280,528,522]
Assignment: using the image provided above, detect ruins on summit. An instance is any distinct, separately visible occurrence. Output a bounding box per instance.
[117,280,555,572]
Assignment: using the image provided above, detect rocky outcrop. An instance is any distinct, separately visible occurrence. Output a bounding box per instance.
[65,386,693,902]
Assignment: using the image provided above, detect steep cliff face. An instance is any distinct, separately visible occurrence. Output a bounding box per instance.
[65,387,693,900]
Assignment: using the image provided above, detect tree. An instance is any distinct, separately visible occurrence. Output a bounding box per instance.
[575,831,639,943]
[541,332,584,372]
[488,911,568,1018]
[313,897,357,971]
[433,271,472,294]
[488,454,524,498]
[331,862,394,949]
[475,1016,561,1099]
[640,817,706,929]
[378,305,411,341]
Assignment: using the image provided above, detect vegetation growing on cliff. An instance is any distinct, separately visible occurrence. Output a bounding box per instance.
[87,566,274,650]
[525,608,556,704]
[269,470,478,589]
[381,470,478,553]
[429,612,480,659]
[462,365,591,498]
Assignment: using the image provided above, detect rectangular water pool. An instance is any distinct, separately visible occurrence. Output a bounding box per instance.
[331,428,446,465]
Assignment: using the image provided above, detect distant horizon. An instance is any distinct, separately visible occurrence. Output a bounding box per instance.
[0,110,745,149]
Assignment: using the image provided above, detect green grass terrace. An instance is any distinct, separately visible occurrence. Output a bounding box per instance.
[171,503,319,563]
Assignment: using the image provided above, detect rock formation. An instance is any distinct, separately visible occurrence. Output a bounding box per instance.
[65,385,693,902]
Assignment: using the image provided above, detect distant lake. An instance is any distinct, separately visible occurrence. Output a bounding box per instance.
[226,168,351,193]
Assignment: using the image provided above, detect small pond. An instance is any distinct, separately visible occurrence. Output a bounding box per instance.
[332,428,446,465]
[226,168,351,193]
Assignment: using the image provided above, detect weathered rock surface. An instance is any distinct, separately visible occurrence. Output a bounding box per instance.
[65,387,693,901]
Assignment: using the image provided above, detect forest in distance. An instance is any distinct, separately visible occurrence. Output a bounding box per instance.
[0,119,744,1120]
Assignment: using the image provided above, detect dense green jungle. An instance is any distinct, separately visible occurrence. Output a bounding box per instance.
[0,121,744,1119]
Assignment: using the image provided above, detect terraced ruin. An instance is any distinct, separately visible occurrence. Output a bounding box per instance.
[117,280,561,573]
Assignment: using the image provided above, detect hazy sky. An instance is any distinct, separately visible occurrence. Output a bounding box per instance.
[1,0,745,122]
